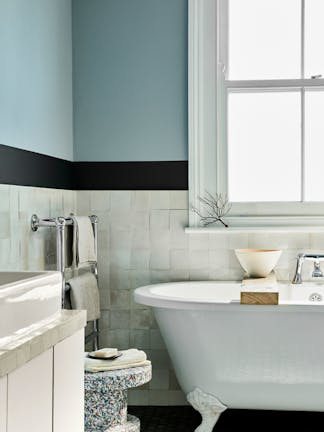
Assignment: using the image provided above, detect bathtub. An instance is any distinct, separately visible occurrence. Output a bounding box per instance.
[135,281,324,431]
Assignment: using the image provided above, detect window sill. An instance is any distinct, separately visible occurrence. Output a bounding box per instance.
[186,216,324,234]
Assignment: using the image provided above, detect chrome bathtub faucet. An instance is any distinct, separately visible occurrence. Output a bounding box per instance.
[292,253,324,284]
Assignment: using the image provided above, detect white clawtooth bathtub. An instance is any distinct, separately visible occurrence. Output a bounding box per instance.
[135,281,324,431]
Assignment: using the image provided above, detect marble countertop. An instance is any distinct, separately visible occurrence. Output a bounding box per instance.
[0,309,87,377]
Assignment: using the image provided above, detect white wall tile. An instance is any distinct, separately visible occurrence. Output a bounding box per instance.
[150,191,170,209]
[150,210,170,231]
[110,289,130,309]
[169,269,190,281]
[90,191,110,212]
[76,191,90,215]
[110,229,132,250]
[209,250,230,269]
[310,233,324,250]
[149,248,170,270]
[228,233,249,249]
[110,191,132,210]
[129,270,151,290]
[110,249,131,269]
[110,310,130,329]
[0,212,10,239]
[169,191,188,210]
[150,330,166,349]
[189,250,209,269]
[149,369,169,390]
[189,234,208,251]
[133,191,151,211]
[130,309,152,329]
[189,269,210,280]
[130,330,150,349]
[170,249,189,270]
[132,211,150,231]
[110,268,131,290]
[130,249,150,269]
[170,210,189,248]
[105,329,130,349]
[150,270,171,284]
[209,233,229,250]
[131,230,150,249]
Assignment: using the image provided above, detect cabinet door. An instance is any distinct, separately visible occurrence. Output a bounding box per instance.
[53,329,84,432]
[0,375,7,432]
[7,349,53,432]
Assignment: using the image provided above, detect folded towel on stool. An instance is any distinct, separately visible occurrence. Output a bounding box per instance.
[72,216,96,267]
[85,349,150,372]
[67,273,100,321]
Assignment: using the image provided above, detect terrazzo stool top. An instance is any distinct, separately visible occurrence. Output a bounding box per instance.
[85,364,152,432]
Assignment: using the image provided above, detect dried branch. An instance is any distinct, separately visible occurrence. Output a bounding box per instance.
[191,192,232,228]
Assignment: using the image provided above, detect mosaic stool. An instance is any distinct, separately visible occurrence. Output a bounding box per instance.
[85,364,152,432]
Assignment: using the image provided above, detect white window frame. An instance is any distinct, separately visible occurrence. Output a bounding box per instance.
[188,0,324,229]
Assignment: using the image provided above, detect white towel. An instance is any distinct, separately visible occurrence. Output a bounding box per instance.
[241,271,278,291]
[72,216,96,267]
[67,273,100,321]
[85,349,150,372]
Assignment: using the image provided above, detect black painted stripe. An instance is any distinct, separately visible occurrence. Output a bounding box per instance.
[73,161,188,190]
[0,144,188,190]
[0,145,73,190]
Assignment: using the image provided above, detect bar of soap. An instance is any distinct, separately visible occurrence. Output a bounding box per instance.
[91,348,118,358]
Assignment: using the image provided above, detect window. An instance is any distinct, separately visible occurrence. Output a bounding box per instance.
[189,0,324,227]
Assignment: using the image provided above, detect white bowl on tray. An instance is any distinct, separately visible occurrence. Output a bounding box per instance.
[234,249,282,278]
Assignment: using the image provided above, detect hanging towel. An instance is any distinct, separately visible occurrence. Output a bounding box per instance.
[67,273,100,321]
[72,216,96,267]
[84,349,150,373]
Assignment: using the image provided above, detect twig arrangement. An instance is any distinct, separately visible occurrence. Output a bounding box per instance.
[191,192,232,227]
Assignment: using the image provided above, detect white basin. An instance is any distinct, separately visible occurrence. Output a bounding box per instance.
[0,272,62,342]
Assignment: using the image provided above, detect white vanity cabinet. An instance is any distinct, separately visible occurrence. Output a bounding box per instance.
[7,350,53,432]
[53,330,84,432]
[0,376,7,432]
[1,328,85,432]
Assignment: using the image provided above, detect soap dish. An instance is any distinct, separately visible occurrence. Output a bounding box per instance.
[88,352,122,361]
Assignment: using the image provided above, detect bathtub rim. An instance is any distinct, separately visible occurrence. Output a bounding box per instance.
[134,281,324,312]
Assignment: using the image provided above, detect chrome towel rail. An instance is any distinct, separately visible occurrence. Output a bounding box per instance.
[31,214,100,350]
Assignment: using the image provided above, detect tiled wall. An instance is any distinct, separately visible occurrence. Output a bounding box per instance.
[76,190,324,405]
[0,185,76,271]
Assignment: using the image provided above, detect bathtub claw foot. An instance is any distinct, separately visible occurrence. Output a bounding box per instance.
[187,388,227,432]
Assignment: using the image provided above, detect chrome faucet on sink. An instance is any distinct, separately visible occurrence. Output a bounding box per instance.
[292,253,324,284]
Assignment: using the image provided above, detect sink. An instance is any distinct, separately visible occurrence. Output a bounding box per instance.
[0,272,62,341]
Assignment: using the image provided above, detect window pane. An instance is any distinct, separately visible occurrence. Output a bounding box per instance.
[305,91,324,201]
[228,91,301,202]
[228,0,301,80]
[305,0,324,79]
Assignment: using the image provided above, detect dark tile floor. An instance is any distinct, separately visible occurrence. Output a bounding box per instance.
[129,406,324,432]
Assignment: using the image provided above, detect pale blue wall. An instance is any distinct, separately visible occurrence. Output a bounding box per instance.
[73,0,188,161]
[0,0,73,161]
